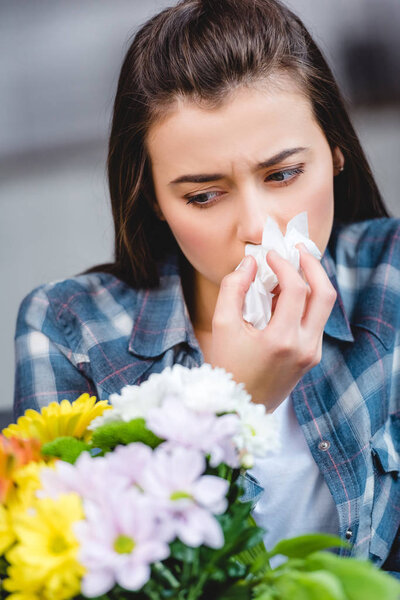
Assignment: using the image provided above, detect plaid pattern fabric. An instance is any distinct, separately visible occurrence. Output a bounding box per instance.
[14,217,400,575]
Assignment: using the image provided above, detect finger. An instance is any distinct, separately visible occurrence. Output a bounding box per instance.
[213,255,258,327]
[297,244,337,331]
[265,250,308,328]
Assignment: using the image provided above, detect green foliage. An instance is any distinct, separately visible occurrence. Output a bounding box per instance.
[256,569,347,600]
[267,533,350,560]
[41,436,91,464]
[40,418,164,464]
[232,515,269,575]
[217,581,254,600]
[302,552,400,600]
[90,419,162,452]
[252,549,400,600]
[212,501,266,565]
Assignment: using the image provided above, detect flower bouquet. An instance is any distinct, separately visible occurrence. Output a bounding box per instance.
[1,364,399,600]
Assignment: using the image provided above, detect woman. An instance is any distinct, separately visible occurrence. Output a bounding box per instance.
[14,0,399,575]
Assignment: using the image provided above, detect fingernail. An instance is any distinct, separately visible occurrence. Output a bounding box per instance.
[297,242,308,253]
[239,256,252,271]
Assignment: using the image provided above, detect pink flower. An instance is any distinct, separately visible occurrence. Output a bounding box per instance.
[38,443,153,502]
[38,452,112,501]
[137,444,229,548]
[146,397,241,467]
[103,443,153,484]
[74,487,170,596]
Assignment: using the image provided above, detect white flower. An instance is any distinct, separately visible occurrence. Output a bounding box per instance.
[177,363,252,414]
[88,381,162,429]
[234,402,279,467]
[88,364,279,465]
[89,364,252,430]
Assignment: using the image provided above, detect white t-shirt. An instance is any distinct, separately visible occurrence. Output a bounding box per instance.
[249,395,339,567]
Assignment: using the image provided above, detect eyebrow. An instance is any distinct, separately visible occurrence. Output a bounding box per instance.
[168,146,309,185]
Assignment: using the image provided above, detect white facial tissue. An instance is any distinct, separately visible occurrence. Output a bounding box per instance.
[236,212,321,330]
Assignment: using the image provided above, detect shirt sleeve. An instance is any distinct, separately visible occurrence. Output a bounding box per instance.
[13,285,95,420]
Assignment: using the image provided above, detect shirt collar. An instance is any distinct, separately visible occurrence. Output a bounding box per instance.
[129,244,356,358]
[321,244,355,343]
[128,252,200,358]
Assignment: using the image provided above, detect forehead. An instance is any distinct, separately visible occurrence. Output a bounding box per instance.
[146,81,319,172]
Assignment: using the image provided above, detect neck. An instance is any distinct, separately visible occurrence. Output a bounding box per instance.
[179,256,218,333]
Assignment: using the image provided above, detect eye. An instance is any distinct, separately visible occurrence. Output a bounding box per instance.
[185,190,221,209]
[266,166,305,184]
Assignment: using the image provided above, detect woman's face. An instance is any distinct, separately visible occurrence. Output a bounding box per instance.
[146,82,343,311]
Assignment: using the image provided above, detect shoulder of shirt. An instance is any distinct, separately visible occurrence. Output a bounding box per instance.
[20,271,133,304]
[17,253,181,335]
[329,217,400,270]
[16,272,145,334]
[328,217,400,348]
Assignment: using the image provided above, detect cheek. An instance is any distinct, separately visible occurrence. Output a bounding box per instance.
[163,207,224,267]
[302,169,334,253]
[173,218,208,252]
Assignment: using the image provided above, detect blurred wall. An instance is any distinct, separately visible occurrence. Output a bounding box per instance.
[1,0,400,420]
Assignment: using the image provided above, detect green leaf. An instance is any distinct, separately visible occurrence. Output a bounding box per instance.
[227,560,248,579]
[263,570,312,600]
[268,534,350,559]
[214,502,252,556]
[304,552,400,600]
[91,418,162,451]
[236,544,268,568]
[257,568,345,600]
[41,436,91,464]
[217,522,265,564]
[251,584,276,600]
[234,515,270,574]
[216,580,253,600]
[289,570,346,600]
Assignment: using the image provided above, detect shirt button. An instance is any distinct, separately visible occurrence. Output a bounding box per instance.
[318,440,330,451]
[345,529,353,540]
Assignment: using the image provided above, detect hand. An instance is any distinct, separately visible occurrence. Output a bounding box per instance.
[208,244,337,412]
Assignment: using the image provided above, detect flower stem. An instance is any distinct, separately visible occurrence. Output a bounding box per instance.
[153,561,180,589]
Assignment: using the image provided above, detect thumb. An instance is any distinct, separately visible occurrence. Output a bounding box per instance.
[237,255,257,278]
[213,256,257,325]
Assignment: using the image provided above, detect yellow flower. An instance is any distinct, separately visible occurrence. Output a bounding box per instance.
[4,493,85,600]
[3,394,111,444]
[5,594,39,600]
[0,456,52,556]
[0,503,15,553]
[9,460,52,513]
[0,436,42,503]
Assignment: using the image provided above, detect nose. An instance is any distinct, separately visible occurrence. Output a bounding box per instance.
[235,192,265,244]
[236,192,287,244]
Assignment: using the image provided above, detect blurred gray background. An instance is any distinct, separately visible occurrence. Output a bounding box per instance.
[1,0,400,424]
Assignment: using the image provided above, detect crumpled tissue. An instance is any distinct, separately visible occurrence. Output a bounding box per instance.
[236,211,321,329]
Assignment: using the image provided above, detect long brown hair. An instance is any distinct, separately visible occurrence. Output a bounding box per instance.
[87,0,389,289]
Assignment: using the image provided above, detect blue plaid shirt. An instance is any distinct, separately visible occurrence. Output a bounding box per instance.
[14,217,400,576]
